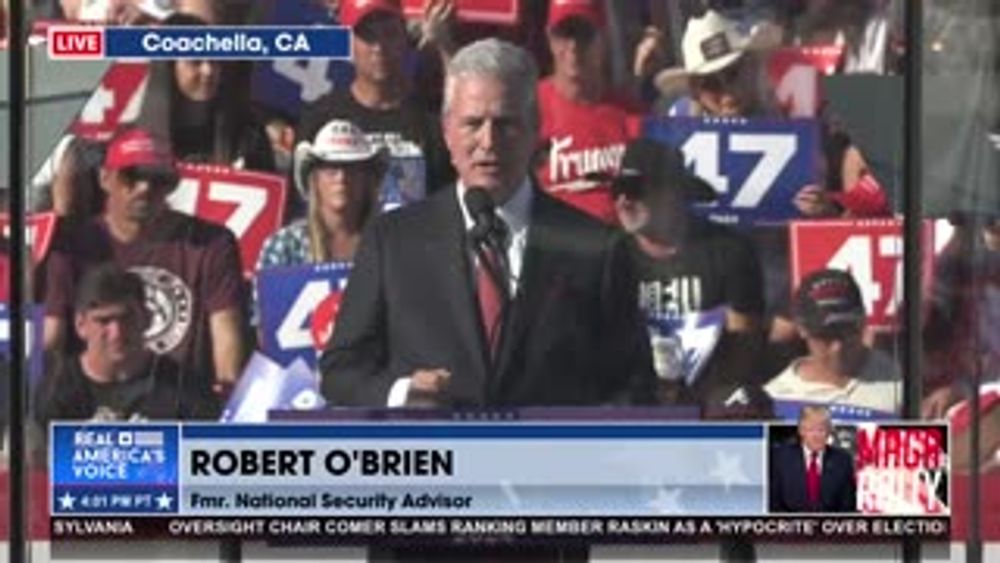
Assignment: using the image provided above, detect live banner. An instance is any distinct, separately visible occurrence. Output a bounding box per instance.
[166,163,287,278]
[789,218,936,331]
[644,117,820,227]
[51,422,948,542]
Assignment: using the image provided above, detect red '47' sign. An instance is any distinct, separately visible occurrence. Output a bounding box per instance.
[69,61,148,142]
[768,45,844,118]
[789,219,935,331]
[402,0,519,25]
[0,212,57,266]
[166,164,287,278]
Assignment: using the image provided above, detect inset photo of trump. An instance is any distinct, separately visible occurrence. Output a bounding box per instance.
[768,405,858,513]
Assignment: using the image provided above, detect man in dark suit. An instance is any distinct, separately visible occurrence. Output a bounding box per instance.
[769,405,857,512]
[319,38,655,408]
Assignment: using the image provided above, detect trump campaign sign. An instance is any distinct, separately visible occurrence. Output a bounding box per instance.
[69,62,149,141]
[257,262,352,368]
[0,212,57,268]
[166,164,287,278]
[789,219,936,331]
[249,0,354,120]
[767,45,845,118]
[644,117,820,227]
[402,0,520,25]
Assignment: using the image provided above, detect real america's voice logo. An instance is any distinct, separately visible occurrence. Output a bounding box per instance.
[47,26,352,60]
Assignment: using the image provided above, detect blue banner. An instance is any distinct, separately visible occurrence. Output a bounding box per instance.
[257,262,352,368]
[51,422,767,517]
[643,117,820,226]
[51,424,181,515]
[104,26,351,59]
[249,0,354,117]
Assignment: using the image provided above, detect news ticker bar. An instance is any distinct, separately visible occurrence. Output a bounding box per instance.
[48,26,351,60]
[50,516,950,543]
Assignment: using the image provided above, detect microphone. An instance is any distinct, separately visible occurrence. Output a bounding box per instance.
[463,187,510,298]
[463,187,498,245]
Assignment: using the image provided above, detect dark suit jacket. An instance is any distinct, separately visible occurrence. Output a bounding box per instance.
[769,442,857,513]
[319,185,656,407]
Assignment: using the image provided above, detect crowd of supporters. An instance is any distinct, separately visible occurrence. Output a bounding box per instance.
[8,0,995,463]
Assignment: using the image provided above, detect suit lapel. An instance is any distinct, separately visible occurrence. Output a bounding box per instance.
[425,189,490,398]
[491,190,561,394]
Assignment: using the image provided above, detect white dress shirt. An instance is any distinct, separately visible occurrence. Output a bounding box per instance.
[803,445,825,473]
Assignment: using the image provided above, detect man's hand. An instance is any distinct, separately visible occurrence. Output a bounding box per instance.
[419,0,456,55]
[633,26,665,79]
[921,385,963,419]
[794,185,840,217]
[406,368,451,407]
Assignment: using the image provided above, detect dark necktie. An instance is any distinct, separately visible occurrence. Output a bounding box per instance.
[806,451,821,507]
[474,219,509,358]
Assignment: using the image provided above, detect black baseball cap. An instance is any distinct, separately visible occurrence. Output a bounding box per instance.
[793,269,866,339]
[609,138,717,203]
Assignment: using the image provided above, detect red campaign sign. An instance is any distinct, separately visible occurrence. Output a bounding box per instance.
[402,0,519,25]
[69,61,149,142]
[0,212,57,266]
[166,164,287,278]
[767,45,844,118]
[789,219,935,331]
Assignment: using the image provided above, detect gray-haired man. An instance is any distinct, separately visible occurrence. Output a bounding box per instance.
[320,39,655,410]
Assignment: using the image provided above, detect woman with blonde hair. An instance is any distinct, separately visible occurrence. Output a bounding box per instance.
[256,119,386,268]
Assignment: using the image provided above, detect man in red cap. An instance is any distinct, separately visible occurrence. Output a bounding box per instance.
[296,0,453,207]
[42,127,248,407]
[534,0,649,226]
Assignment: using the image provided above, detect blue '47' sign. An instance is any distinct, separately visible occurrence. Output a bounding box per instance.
[257,262,352,369]
[643,117,820,226]
[249,0,354,119]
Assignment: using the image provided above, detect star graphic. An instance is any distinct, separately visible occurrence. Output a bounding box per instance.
[709,450,751,492]
[646,487,684,514]
[155,493,173,510]
[58,492,76,510]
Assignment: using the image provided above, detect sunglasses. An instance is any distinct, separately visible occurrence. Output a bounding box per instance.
[550,19,599,44]
[119,167,179,190]
[353,13,406,44]
[690,61,744,93]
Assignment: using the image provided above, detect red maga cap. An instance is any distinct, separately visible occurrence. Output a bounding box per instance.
[339,0,403,28]
[547,0,604,30]
[103,128,174,171]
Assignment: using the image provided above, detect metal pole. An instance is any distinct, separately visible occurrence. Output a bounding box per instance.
[902,0,924,561]
[7,0,27,559]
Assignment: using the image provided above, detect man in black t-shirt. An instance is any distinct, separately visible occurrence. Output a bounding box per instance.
[612,138,766,405]
[35,264,217,429]
[295,0,453,204]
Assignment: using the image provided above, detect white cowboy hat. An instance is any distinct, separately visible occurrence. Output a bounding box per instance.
[654,10,782,96]
[293,119,386,200]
